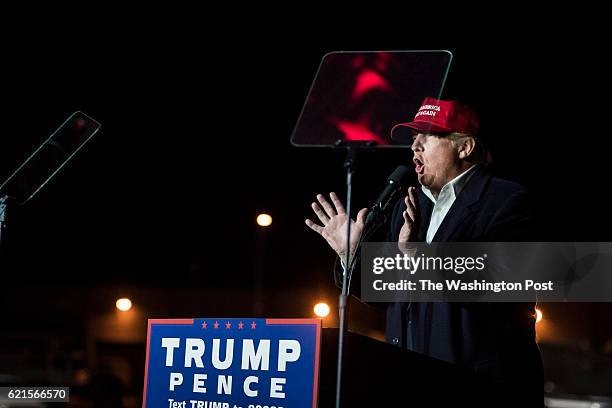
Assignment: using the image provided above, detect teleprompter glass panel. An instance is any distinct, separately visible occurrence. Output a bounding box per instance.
[291,50,452,148]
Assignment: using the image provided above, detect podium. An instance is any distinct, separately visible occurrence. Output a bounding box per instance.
[318,329,494,407]
[142,319,541,407]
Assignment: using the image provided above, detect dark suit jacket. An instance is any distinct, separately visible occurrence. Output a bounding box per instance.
[340,164,544,405]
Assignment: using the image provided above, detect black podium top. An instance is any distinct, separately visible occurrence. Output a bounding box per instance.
[318,329,539,407]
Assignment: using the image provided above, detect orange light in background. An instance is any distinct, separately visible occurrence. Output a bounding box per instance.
[116,298,132,312]
[314,302,330,318]
[535,307,543,323]
[256,213,272,227]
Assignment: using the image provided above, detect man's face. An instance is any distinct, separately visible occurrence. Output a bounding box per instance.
[411,132,461,193]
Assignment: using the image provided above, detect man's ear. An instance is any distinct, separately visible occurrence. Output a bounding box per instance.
[457,136,476,159]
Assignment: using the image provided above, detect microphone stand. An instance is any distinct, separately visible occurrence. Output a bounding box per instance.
[334,140,376,408]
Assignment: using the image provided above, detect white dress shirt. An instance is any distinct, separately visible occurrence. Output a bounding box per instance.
[422,165,476,243]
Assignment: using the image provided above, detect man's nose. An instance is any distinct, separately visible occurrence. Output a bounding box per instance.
[411,139,422,152]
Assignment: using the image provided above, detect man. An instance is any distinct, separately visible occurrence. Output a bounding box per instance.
[305,97,543,406]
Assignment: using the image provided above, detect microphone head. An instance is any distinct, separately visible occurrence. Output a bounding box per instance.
[365,165,411,229]
[388,165,411,188]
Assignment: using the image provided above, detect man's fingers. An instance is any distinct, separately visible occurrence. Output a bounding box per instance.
[400,211,414,243]
[317,194,337,218]
[407,187,419,221]
[405,189,417,219]
[330,192,346,215]
[356,207,368,225]
[305,218,324,234]
[406,200,416,223]
[403,210,414,225]
[311,202,329,225]
[408,186,419,209]
[404,196,415,222]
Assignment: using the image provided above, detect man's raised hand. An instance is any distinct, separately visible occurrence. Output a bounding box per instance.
[305,192,368,262]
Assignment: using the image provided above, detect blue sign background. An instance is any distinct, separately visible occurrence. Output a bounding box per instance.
[143,318,321,408]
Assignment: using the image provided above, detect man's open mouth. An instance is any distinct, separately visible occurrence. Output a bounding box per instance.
[413,157,424,174]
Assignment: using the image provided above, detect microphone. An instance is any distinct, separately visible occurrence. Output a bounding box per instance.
[364,165,411,228]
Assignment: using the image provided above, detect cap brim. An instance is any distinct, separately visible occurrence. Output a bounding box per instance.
[390,121,453,143]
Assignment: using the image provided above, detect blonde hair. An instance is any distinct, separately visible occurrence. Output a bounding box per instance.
[447,132,486,164]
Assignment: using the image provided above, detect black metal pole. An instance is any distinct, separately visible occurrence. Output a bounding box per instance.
[335,145,357,408]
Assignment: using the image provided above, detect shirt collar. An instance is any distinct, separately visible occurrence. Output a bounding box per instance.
[422,165,477,204]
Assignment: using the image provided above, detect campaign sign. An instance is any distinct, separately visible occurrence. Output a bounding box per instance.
[142,318,321,408]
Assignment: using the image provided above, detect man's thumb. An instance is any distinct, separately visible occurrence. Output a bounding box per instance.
[356,208,368,225]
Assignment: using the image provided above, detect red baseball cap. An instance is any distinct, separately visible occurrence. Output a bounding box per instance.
[391,97,479,141]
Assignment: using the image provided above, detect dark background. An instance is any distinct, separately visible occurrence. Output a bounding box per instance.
[1,16,611,407]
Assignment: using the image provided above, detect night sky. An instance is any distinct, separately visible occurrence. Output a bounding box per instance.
[1,14,611,402]
[2,30,608,289]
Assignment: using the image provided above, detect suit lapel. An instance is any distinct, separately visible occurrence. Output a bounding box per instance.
[416,189,433,242]
[432,165,490,242]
